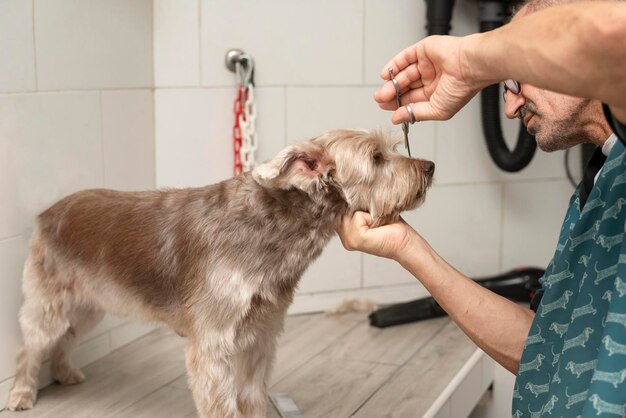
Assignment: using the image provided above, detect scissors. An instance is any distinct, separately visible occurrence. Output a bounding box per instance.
[388,68,415,157]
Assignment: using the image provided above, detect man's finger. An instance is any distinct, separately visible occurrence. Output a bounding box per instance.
[374,67,423,104]
[379,43,420,80]
[352,211,372,229]
[392,101,445,124]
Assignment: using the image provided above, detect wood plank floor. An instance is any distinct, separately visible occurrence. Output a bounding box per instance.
[1,312,478,418]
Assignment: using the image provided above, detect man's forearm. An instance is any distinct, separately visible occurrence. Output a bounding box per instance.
[464,2,626,120]
[398,237,534,374]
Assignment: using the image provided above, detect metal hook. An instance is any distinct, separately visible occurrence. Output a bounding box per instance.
[226,49,255,86]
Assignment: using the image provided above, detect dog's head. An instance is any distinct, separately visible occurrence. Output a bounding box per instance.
[252,129,434,226]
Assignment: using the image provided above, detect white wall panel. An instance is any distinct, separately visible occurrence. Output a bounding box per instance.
[0,92,103,239]
[102,90,155,191]
[35,0,153,90]
[0,0,36,93]
[502,180,573,270]
[154,0,200,87]
[200,0,363,86]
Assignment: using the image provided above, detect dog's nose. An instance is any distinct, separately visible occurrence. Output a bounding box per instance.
[422,160,435,175]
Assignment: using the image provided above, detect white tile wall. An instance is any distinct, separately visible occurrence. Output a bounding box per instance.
[436,96,569,185]
[286,87,436,163]
[0,0,36,93]
[154,0,200,87]
[364,0,426,85]
[35,0,153,90]
[102,90,156,191]
[0,92,103,239]
[155,87,285,188]
[414,183,503,275]
[200,0,363,86]
[155,88,233,187]
[299,237,362,294]
[502,180,574,270]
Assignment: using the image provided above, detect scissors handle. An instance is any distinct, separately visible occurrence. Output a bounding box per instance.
[388,68,412,157]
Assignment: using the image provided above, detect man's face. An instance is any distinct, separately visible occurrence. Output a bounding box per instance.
[504,6,593,152]
[505,85,592,152]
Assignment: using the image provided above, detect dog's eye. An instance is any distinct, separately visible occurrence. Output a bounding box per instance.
[373,152,384,164]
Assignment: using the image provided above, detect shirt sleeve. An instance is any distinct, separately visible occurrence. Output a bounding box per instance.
[603,103,626,145]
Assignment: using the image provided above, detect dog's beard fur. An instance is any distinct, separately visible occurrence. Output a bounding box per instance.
[6,129,433,417]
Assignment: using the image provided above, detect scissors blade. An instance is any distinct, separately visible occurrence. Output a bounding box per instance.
[402,122,411,157]
[389,68,412,157]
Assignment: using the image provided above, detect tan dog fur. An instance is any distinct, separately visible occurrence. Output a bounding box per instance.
[6,129,433,417]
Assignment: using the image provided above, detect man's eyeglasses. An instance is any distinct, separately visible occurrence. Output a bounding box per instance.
[502,79,521,102]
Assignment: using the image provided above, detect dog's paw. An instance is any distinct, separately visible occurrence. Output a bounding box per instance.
[6,389,36,411]
[52,367,86,385]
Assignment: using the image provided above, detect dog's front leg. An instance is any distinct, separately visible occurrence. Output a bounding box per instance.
[235,313,286,418]
[234,339,276,418]
[185,341,239,418]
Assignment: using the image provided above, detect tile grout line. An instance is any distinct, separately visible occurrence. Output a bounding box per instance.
[32,0,38,91]
[197,0,202,86]
[0,234,22,243]
[361,0,366,85]
[0,87,154,96]
[283,87,288,145]
[151,90,157,188]
[99,91,106,187]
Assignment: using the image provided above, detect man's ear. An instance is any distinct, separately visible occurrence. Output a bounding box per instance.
[252,143,331,194]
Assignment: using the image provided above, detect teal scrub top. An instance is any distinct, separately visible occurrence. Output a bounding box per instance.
[513,140,626,417]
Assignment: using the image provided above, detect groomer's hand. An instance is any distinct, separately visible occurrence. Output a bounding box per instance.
[338,211,418,262]
[374,34,487,123]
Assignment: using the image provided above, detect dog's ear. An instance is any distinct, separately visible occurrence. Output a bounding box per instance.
[252,143,332,194]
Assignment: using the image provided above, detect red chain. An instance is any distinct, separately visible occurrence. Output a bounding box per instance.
[232,86,244,176]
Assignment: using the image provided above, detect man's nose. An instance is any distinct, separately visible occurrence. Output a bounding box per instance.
[504,90,525,119]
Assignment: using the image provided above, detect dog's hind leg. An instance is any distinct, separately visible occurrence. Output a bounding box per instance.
[6,253,71,411]
[50,305,104,385]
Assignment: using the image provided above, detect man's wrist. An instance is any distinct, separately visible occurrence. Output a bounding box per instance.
[461,33,499,88]
[394,230,429,270]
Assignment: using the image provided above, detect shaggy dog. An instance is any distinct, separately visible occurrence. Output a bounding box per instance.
[6,129,434,417]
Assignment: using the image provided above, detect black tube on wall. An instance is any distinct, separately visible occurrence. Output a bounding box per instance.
[479,13,536,172]
[426,0,456,35]
[424,0,537,173]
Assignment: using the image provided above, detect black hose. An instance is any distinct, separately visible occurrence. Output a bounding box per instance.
[425,0,456,35]
[480,19,536,172]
